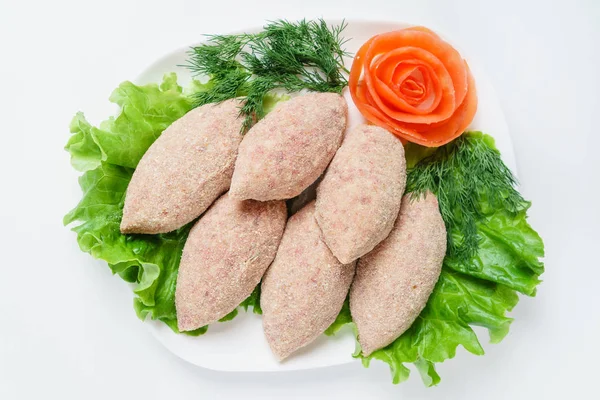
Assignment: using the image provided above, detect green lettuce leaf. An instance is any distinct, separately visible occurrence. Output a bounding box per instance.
[324,299,352,336]
[66,73,195,172]
[361,270,519,385]
[65,74,267,335]
[444,202,544,295]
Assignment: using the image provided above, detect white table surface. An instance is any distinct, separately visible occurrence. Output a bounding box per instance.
[1,1,598,399]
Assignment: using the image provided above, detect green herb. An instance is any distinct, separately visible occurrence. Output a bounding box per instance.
[324,298,352,336]
[185,19,350,131]
[406,133,525,262]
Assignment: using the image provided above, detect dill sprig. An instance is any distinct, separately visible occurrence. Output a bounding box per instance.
[406,132,525,262]
[184,19,351,131]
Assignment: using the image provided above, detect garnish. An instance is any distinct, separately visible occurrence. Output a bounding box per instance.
[329,132,544,385]
[406,133,525,263]
[185,19,350,130]
[349,27,477,146]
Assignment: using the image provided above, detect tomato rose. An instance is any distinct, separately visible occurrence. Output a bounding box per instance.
[349,27,478,147]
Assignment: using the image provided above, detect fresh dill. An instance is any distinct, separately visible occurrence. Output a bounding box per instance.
[406,132,525,262]
[184,19,351,131]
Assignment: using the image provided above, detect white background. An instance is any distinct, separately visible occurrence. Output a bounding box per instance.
[1,0,598,399]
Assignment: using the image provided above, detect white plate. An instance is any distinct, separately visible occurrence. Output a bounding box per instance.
[136,19,517,372]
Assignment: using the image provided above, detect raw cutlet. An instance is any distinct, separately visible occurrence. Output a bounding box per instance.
[229,93,347,201]
[261,201,355,360]
[316,124,406,264]
[176,192,286,331]
[350,192,446,356]
[121,99,244,234]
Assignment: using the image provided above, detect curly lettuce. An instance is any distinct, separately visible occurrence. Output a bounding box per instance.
[64,74,263,334]
[327,133,544,385]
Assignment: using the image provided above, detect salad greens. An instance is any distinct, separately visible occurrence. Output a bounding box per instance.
[65,74,265,335]
[66,74,195,172]
[406,133,544,294]
[325,133,544,385]
[65,75,543,386]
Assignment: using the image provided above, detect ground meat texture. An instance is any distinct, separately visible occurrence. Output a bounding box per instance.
[350,193,446,356]
[229,93,347,201]
[261,201,356,360]
[120,99,244,234]
[175,193,286,331]
[315,124,406,264]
